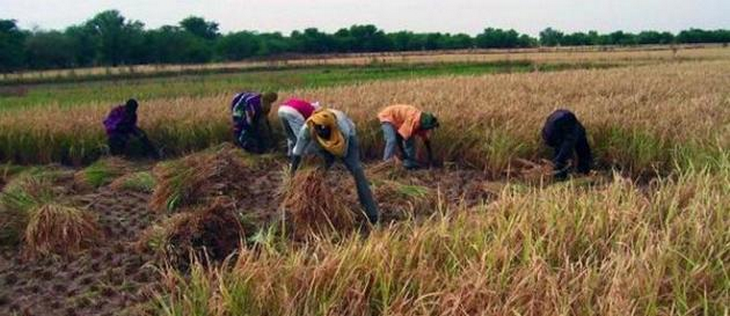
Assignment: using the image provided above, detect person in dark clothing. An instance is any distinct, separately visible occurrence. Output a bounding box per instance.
[541,109,592,180]
[103,99,159,158]
[230,92,278,154]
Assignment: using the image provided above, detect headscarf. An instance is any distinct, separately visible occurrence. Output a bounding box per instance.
[419,112,439,130]
[306,109,346,157]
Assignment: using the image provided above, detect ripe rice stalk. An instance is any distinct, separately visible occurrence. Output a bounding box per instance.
[281,168,356,240]
[23,203,102,258]
[2,59,730,177]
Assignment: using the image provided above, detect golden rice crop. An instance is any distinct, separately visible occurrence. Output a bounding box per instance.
[2,59,729,177]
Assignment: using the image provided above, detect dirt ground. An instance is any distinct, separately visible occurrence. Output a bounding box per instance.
[0,160,504,316]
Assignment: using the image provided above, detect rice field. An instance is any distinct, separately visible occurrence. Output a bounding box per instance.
[0,47,728,316]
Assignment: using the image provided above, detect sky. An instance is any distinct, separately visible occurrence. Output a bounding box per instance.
[1,0,728,36]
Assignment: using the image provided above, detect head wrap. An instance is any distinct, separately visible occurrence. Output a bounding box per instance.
[261,92,278,115]
[419,112,439,130]
[307,109,346,157]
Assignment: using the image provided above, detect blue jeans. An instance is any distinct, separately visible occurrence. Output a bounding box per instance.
[321,135,379,224]
[381,123,418,169]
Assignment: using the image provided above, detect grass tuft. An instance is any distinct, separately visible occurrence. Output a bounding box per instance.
[110,171,156,193]
[74,157,134,189]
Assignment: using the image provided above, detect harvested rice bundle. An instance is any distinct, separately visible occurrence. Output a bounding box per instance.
[74,157,134,190]
[139,198,244,268]
[0,170,71,247]
[512,158,554,185]
[23,203,102,258]
[150,143,254,212]
[281,168,356,240]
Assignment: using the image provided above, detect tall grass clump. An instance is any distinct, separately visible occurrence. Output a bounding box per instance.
[152,160,730,316]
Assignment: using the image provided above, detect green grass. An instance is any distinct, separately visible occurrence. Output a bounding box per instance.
[0,61,615,111]
[116,171,156,192]
[75,158,132,188]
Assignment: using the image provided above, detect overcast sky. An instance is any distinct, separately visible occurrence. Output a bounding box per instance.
[2,0,728,35]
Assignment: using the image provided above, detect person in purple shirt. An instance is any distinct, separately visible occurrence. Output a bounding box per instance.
[230,92,278,154]
[541,109,592,180]
[103,99,158,158]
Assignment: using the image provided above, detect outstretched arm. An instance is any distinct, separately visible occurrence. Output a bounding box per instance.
[396,134,407,159]
[553,127,579,179]
[290,155,302,176]
[424,138,434,168]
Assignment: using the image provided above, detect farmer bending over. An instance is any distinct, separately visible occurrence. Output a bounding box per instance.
[290,109,379,224]
[541,109,593,180]
[103,99,158,158]
[277,98,321,156]
[377,104,439,170]
[231,91,278,154]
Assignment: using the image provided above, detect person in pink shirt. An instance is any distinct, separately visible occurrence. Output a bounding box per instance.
[277,98,322,156]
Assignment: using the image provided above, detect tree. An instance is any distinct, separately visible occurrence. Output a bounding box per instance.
[562,32,593,46]
[257,32,291,56]
[608,31,637,46]
[346,25,392,52]
[0,19,26,71]
[180,16,219,40]
[65,25,98,67]
[84,10,145,66]
[291,28,336,54]
[476,28,522,48]
[539,27,564,46]
[24,30,75,69]
[217,31,261,60]
[637,31,674,45]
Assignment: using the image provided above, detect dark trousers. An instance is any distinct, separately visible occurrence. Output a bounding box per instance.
[550,125,592,180]
[321,136,379,224]
[237,118,273,154]
[108,128,157,158]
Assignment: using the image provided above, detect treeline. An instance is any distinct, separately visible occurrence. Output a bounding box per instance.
[1,10,730,72]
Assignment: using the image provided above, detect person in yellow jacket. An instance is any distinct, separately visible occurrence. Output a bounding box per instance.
[290,108,379,224]
[377,104,439,169]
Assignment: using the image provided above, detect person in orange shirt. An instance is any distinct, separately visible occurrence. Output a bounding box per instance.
[377,104,439,170]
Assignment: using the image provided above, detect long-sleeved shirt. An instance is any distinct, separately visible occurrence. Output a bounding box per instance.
[231,92,263,137]
[542,109,580,147]
[292,109,356,157]
[103,106,137,136]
